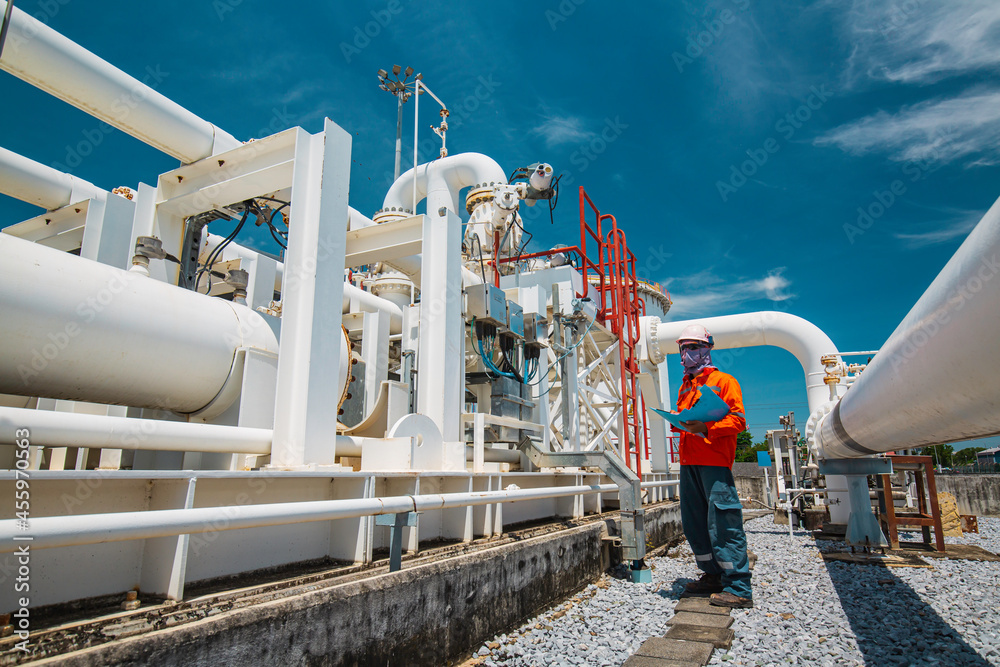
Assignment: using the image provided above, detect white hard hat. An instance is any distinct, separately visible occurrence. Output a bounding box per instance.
[676,324,713,346]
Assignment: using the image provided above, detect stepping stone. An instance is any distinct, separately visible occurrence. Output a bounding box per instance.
[622,655,701,667]
[665,623,736,649]
[667,611,734,628]
[674,597,733,616]
[635,637,714,665]
[622,655,693,667]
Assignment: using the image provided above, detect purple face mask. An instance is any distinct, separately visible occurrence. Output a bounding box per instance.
[681,346,713,377]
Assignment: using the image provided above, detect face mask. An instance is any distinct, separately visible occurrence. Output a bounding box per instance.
[681,347,713,376]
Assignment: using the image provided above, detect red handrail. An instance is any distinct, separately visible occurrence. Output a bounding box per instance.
[494,187,651,475]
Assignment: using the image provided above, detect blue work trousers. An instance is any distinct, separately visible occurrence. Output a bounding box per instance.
[679,464,752,599]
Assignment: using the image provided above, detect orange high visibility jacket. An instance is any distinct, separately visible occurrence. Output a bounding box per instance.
[674,367,747,468]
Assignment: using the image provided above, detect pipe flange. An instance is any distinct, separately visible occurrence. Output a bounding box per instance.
[337,325,355,415]
[465,184,496,214]
[646,317,666,365]
[804,401,835,459]
[370,275,413,299]
[373,207,412,224]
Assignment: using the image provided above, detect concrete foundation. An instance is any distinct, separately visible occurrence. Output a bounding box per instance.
[29,502,683,667]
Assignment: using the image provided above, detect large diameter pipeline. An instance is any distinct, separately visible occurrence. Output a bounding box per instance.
[815,195,1000,458]
[649,311,840,414]
[0,1,239,163]
[0,234,277,413]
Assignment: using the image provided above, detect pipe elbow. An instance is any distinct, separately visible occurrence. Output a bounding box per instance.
[381,153,506,213]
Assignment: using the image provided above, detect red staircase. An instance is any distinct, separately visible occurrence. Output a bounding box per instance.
[498,187,650,474]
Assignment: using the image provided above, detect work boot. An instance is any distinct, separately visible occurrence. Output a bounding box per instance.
[683,573,724,597]
[709,591,753,608]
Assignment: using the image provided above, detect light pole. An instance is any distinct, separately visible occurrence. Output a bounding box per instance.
[377,65,419,181]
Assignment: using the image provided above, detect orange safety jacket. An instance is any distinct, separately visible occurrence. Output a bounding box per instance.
[674,367,747,468]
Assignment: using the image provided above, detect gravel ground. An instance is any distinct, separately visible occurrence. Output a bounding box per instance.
[468,516,1000,667]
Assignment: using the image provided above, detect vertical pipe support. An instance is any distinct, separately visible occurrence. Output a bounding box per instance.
[271,121,351,467]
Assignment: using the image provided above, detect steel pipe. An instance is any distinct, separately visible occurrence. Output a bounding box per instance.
[383,152,506,215]
[0,233,279,413]
[815,194,1000,458]
[0,406,271,453]
[0,479,677,553]
[646,311,841,414]
[0,2,239,163]
[0,145,102,210]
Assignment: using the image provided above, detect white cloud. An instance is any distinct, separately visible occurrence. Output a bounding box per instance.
[893,211,981,248]
[814,90,1000,166]
[530,115,594,147]
[842,0,1000,85]
[665,268,794,318]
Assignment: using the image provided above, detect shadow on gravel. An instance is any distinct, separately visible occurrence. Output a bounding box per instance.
[819,541,990,667]
[657,578,694,600]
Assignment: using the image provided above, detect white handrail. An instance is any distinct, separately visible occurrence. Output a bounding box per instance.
[0,479,677,553]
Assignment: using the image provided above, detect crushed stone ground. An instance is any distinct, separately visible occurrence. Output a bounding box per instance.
[468,516,1000,666]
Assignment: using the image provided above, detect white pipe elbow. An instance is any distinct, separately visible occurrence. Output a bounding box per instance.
[381,153,506,214]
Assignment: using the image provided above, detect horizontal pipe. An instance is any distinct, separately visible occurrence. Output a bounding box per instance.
[0,406,271,454]
[0,146,101,210]
[0,2,239,163]
[0,233,279,413]
[647,311,841,415]
[0,480,677,553]
[815,194,1000,458]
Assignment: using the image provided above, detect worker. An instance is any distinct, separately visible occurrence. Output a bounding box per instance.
[672,323,753,608]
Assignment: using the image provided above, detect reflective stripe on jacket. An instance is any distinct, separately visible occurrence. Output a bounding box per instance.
[675,367,747,468]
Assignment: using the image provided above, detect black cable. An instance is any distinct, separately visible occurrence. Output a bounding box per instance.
[255,195,292,207]
[548,174,562,225]
[471,234,487,284]
[196,202,250,293]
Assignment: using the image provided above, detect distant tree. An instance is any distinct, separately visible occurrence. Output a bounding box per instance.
[736,430,754,450]
[953,447,985,467]
[918,444,954,468]
[735,430,770,463]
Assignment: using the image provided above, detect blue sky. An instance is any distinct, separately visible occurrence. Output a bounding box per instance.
[2,0,999,448]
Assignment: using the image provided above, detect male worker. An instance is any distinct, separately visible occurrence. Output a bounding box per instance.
[672,323,753,608]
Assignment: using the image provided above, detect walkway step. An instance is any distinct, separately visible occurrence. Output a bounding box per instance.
[664,624,735,649]
[633,636,714,664]
[673,597,732,615]
[622,655,695,667]
[667,611,734,628]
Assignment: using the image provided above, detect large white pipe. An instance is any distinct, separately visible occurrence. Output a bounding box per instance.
[646,311,840,414]
[0,233,278,413]
[815,195,1000,458]
[0,2,239,163]
[377,153,506,289]
[0,146,102,210]
[383,152,506,215]
[0,406,271,453]
[0,480,676,553]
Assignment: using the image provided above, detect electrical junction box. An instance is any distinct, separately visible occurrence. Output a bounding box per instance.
[506,301,524,338]
[523,313,548,348]
[466,283,507,326]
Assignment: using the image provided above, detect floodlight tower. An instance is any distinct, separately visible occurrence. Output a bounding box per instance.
[377,65,420,181]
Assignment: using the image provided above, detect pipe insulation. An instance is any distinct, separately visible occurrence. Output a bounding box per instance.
[0,480,677,553]
[0,233,286,413]
[645,311,841,414]
[0,145,101,210]
[0,406,272,453]
[383,152,506,215]
[814,194,1000,458]
[0,2,239,163]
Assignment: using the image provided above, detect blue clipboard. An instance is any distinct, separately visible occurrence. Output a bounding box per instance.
[651,385,730,438]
